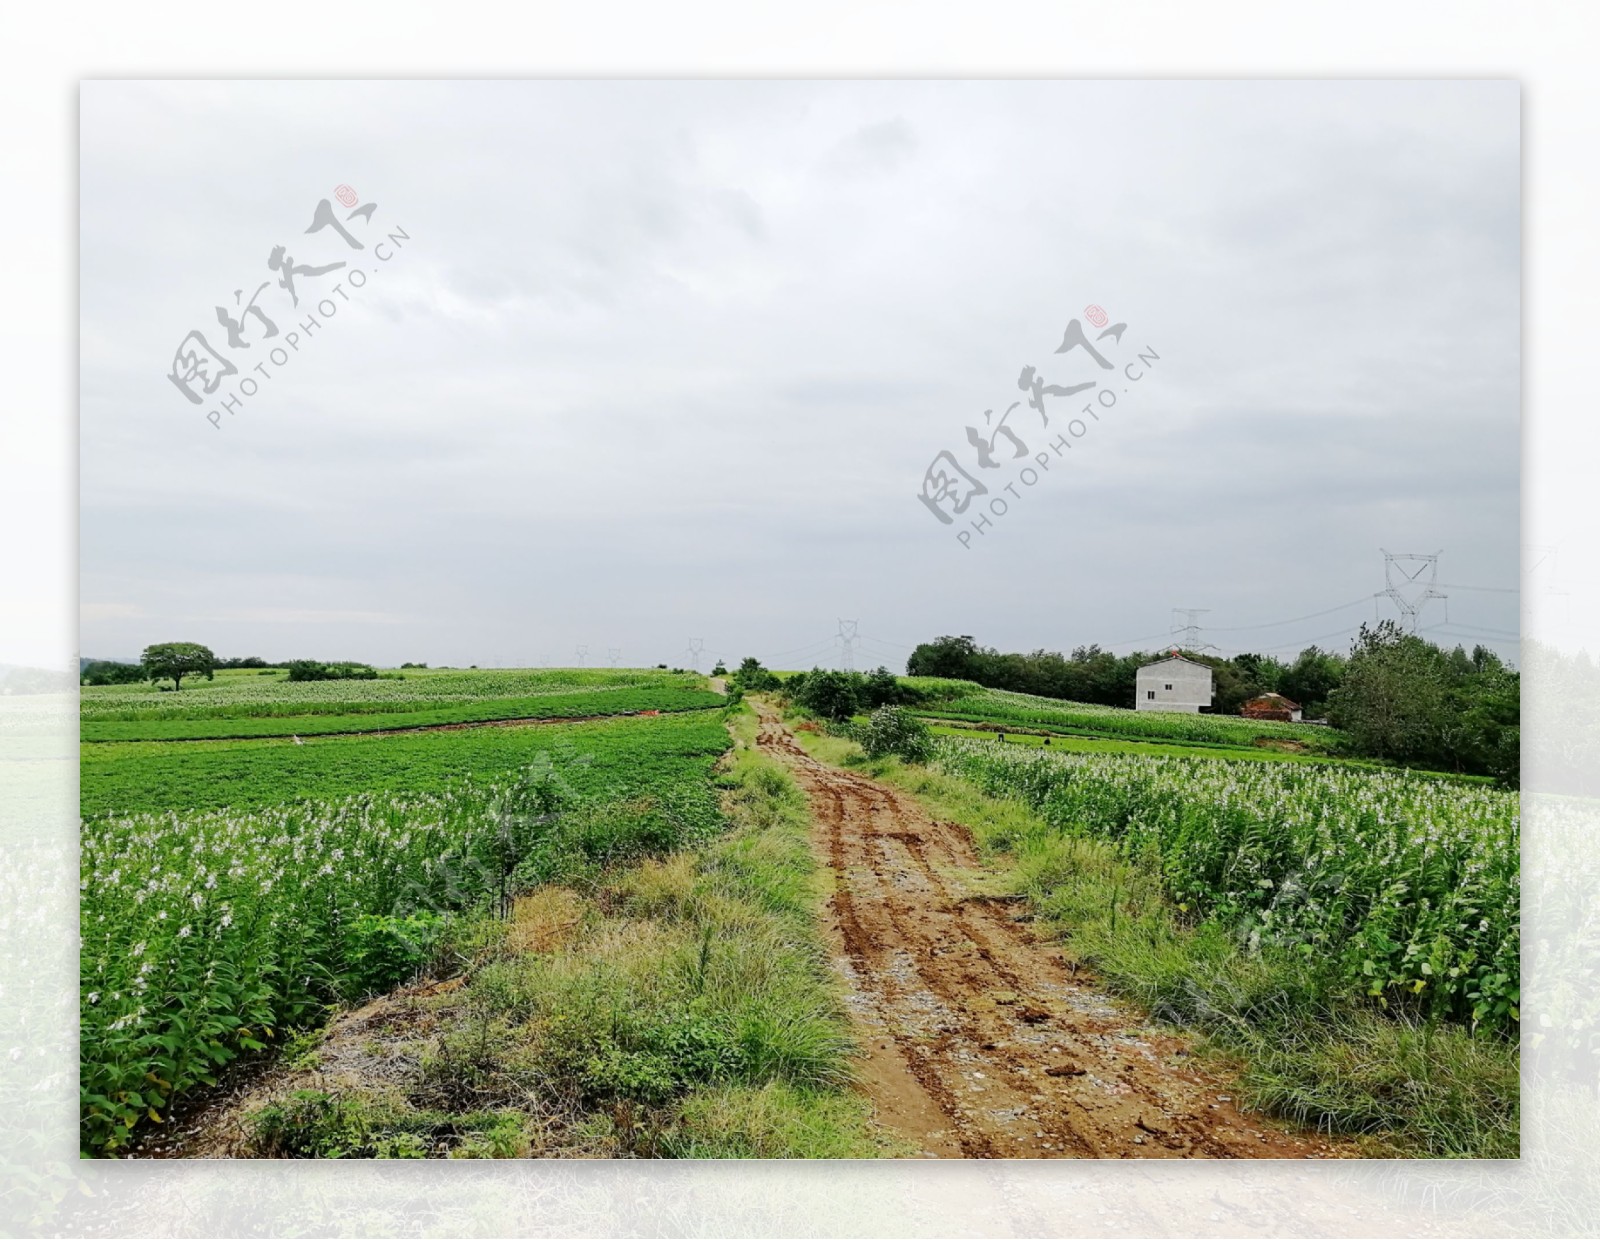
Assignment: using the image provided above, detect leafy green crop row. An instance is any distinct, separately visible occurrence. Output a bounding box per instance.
[934,739,1519,1034]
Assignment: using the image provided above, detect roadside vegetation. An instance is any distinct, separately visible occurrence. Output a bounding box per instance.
[220,705,881,1159]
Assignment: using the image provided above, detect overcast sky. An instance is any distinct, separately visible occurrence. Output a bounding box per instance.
[79,80,1519,671]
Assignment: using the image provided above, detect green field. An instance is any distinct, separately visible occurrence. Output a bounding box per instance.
[81,711,732,817]
[78,667,887,1158]
[913,683,1349,753]
[81,667,721,741]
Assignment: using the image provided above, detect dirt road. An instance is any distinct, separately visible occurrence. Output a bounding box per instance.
[754,702,1345,1159]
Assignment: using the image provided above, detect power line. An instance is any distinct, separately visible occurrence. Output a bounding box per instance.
[1427,621,1520,640]
[1250,623,1367,655]
[1204,595,1378,632]
[1437,583,1518,594]
[765,634,839,660]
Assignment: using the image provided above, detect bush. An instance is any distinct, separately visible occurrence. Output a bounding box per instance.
[730,657,781,694]
[344,911,447,998]
[859,706,934,763]
[81,660,144,686]
[792,670,861,721]
[286,660,380,682]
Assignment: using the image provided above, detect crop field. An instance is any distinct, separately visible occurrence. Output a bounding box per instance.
[81,667,721,742]
[83,709,729,819]
[78,662,1520,1160]
[916,684,1348,753]
[80,703,734,1153]
[934,738,1520,1033]
[921,721,1394,771]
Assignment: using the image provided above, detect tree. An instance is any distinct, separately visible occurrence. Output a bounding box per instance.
[906,635,982,681]
[140,642,216,691]
[81,660,144,686]
[731,657,781,693]
[1327,622,1447,761]
[862,665,913,708]
[1279,646,1345,718]
[794,669,862,721]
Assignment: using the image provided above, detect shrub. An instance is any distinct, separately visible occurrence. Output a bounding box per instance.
[286,660,380,682]
[81,660,144,686]
[792,670,861,721]
[860,706,934,763]
[344,911,447,998]
[730,657,781,694]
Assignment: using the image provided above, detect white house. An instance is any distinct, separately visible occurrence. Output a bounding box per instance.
[1135,654,1214,713]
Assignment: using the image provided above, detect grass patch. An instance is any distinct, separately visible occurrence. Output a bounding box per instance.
[234,702,889,1159]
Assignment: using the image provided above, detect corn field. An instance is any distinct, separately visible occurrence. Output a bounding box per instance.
[933,738,1519,1035]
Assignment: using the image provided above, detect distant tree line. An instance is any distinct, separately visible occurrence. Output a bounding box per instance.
[904,634,1347,718]
[905,627,1519,784]
[83,646,391,689]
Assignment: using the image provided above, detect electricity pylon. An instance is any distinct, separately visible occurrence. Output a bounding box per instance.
[1170,608,1214,653]
[1380,549,1447,633]
[837,619,859,671]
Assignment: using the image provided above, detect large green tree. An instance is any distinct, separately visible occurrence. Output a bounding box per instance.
[1327,622,1448,761]
[139,642,216,691]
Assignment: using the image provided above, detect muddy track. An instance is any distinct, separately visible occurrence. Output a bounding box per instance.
[755,702,1345,1160]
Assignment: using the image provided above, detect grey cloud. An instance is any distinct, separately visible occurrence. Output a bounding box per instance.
[80,81,1519,669]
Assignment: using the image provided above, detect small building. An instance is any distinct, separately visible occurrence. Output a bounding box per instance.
[1240,692,1303,723]
[1135,653,1214,713]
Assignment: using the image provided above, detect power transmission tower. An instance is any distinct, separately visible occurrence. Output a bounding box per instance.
[1380,549,1447,633]
[607,647,621,668]
[1170,608,1214,653]
[685,637,705,670]
[837,619,859,671]
[573,644,589,667]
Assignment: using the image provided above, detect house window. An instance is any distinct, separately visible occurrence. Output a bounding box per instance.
[1164,683,1172,691]
[1146,690,1155,700]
